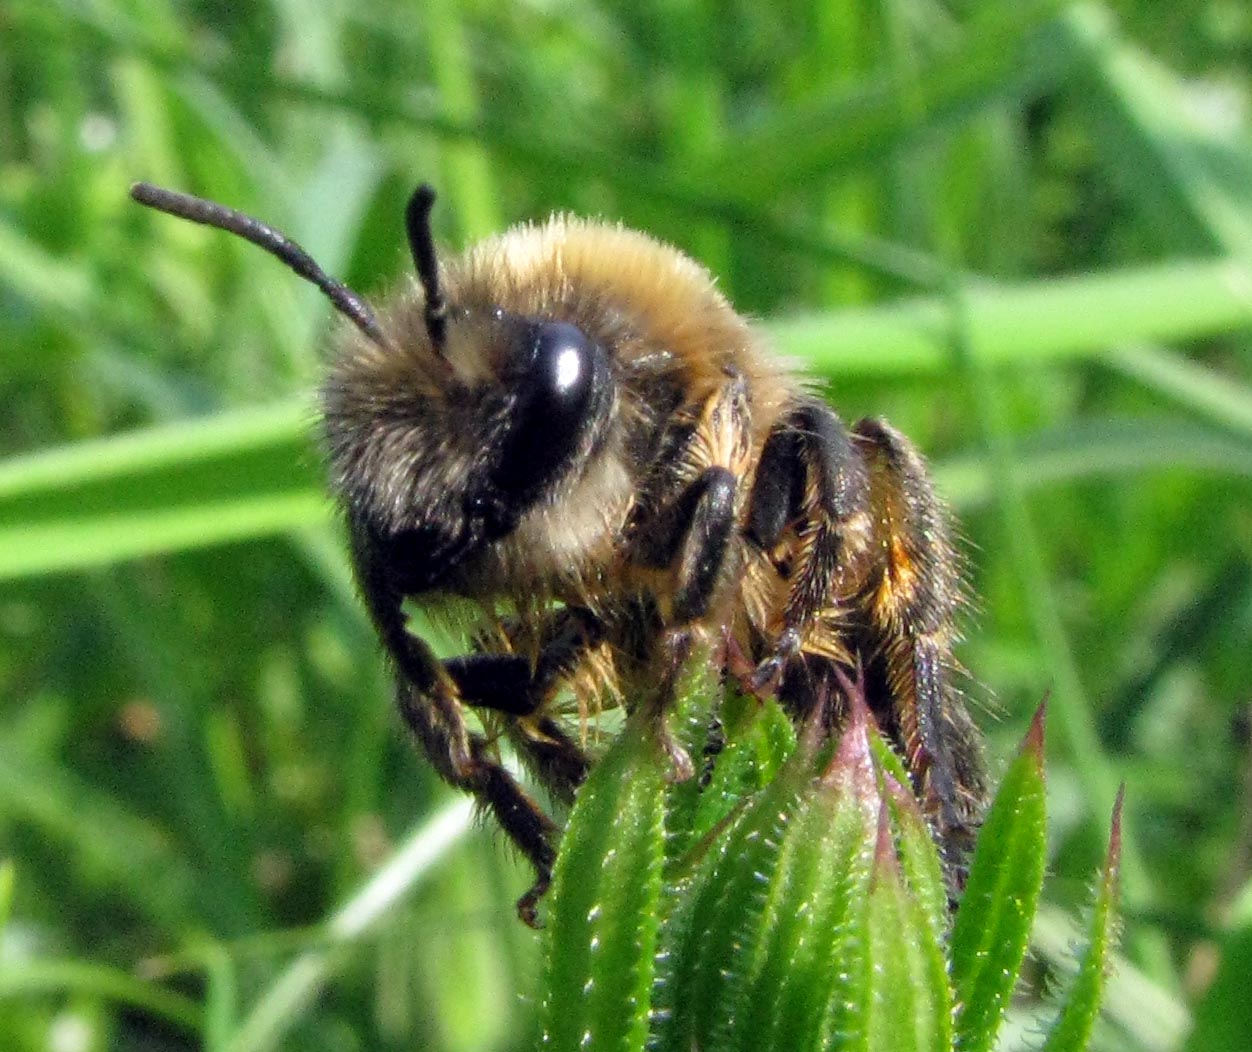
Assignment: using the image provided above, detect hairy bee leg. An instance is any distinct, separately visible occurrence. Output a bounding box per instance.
[507,716,592,806]
[445,610,601,803]
[355,550,560,925]
[389,668,558,925]
[852,418,986,877]
[644,465,740,780]
[745,401,872,694]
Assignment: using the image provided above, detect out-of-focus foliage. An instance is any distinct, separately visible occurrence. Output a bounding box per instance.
[1,1,1250,1049]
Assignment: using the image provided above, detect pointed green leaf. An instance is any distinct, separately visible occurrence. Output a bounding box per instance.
[951,703,1048,1052]
[659,733,816,1051]
[882,774,952,946]
[1042,786,1124,1052]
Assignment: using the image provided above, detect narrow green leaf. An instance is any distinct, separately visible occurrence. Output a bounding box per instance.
[540,716,668,1052]
[950,703,1048,1052]
[0,860,14,934]
[1042,786,1125,1052]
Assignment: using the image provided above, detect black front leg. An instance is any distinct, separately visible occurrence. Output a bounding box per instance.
[635,466,738,625]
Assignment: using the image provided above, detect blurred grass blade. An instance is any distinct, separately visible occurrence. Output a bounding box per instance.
[950,703,1048,1052]
[0,859,13,934]
[225,799,473,1052]
[203,945,239,1052]
[0,400,322,579]
[1060,1,1252,257]
[0,960,203,1033]
[935,418,1252,511]
[770,256,1252,379]
[540,713,668,1052]
[1042,787,1124,1052]
[0,400,312,500]
[1032,903,1189,1052]
[1182,877,1252,1052]
[701,0,1073,197]
[0,739,201,931]
[1104,345,1252,439]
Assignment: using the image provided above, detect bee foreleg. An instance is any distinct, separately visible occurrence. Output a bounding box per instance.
[355,538,560,925]
[446,606,605,716]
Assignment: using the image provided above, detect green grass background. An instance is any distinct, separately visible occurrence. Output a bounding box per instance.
[1,1,1251,1049]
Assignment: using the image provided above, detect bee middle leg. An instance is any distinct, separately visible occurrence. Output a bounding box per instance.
[633,464,739,778]
[744,400,873,694]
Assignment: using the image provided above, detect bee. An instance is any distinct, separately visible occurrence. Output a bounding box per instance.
[130,181,986,923]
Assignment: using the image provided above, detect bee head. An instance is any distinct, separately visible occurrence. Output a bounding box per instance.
[322,188,616,594]
[128,180,625,596]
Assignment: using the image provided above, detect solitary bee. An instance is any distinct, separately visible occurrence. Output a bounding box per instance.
[131,181,986,923]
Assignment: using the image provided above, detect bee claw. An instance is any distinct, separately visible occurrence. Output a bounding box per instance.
[718,627,757,683]
[516,874,551,929]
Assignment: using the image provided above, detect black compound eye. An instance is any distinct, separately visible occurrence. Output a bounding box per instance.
[490,321,607,505]
[533,321,595,425]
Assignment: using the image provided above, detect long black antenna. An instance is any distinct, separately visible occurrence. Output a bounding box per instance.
[404,184,448,355]
[129,182,389,350]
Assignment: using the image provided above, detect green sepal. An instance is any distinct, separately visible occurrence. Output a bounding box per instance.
[717,708,880,1052]
[1041,787,1124,1052]
[870,728,951,945]
[539,711,669,1052]
[865,802,954,1052]
[657,736,814,1051]
[950,702,1048,1052]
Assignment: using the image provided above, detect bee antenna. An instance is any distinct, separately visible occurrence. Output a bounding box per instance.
[405,184,448,355]
[129,181,390,350]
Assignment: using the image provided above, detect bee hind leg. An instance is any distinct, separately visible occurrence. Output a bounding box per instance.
[852,417,986,889]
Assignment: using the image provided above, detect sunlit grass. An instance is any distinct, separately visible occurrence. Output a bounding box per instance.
[2,1,1251,1049]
